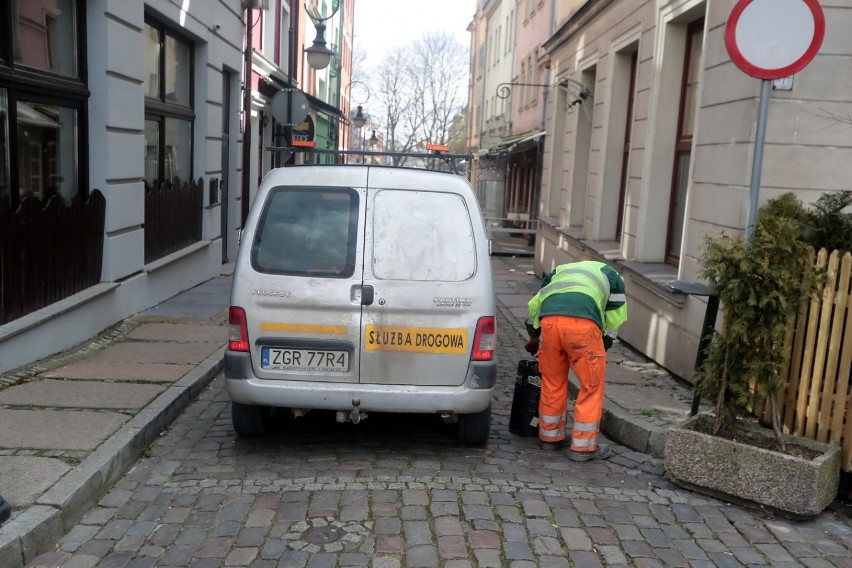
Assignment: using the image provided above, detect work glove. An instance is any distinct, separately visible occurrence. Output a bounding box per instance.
[524,318,541,339]
[524,337,540,355]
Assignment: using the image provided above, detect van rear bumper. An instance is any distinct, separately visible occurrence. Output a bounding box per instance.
[225,351,496,414]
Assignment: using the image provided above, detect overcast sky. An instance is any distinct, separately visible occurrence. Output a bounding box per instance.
[351,0,475,70]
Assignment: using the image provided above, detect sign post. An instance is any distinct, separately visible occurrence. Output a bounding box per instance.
[724,0,825,241]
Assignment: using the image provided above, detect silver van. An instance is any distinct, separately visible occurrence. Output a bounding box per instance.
[225,165,496,444]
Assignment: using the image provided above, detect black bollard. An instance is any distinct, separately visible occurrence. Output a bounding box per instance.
[665,280,720,416]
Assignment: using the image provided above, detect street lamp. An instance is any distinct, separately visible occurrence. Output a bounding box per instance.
[368,128,378,164]
[305,22,334,70]
[304,0,340,70]
[352,105,367,128]
[342,80,370,162]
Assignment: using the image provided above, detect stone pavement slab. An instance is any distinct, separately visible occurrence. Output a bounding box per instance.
[140,278,231,320]
[0,380,164,409]
[605,381,692,414]
[127,322,227,343]
[603,362,646,385]
[0,409,128,450]
[39,362,194,382]
[0,458,70,508]
[80,341,221,365]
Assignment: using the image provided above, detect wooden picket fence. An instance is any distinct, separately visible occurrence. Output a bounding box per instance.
[0,191,105,325]
[756,248,852,471]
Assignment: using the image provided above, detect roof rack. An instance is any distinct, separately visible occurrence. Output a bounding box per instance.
[267,146,472,176]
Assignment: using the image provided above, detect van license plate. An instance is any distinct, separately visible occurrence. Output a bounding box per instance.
[261,347,349,372]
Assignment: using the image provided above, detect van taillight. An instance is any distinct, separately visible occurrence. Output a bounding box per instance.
[229,307,250,352]
[471,316,495,361]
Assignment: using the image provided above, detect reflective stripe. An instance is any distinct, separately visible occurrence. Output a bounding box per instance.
[571,437,596,448]
[537,281,592,297]
[608,293,626,303]
[541,268,610,298]
[539,413,565,424]
[573,421,598,432]
[541,428,566,439]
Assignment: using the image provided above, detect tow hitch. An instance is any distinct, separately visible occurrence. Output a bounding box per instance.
[336,398,368,424]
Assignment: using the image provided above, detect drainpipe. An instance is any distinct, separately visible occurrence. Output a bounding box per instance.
[241,4,254,226]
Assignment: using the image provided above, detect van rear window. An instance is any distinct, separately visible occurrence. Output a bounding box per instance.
[371,190,476,281]
[252,187,359,277]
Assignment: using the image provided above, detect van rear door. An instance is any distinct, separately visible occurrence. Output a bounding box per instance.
[359,182,482,387]
[247,183,366,384]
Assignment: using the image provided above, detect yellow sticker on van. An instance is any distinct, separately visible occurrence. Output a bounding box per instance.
[364,325,467,354]
[261,322,348,334]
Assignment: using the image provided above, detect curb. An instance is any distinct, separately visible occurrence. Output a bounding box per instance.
[0,348,225,568]
[567,376,667,459]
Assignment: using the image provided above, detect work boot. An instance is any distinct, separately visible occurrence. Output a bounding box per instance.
[537,440,565,451]
[567,444,611,462]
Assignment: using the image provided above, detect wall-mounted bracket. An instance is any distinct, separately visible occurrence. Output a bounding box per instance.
[496,79,592,110]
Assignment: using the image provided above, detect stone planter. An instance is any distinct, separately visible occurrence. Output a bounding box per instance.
[665,414,841,518]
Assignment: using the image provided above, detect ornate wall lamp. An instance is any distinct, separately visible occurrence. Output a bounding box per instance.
[342,80,370,161]
[304,0,340,70]
[496,77,592,110]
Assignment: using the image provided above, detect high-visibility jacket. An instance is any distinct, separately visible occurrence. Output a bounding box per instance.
[527,261,627,336]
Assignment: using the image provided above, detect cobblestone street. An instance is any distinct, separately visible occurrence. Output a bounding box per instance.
[26,309,852,567]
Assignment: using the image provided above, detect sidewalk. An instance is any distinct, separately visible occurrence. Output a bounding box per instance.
[0,251,704,567]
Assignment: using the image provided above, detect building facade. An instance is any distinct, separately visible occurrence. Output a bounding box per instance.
[242,0,353,228]
[0,0,355,374]
[469,0,556,243]
[0,0,245,373]
[466,0,852,381]
[536,0,852,380]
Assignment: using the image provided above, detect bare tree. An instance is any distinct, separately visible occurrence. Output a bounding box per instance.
[409,31,468,149]
[368,31,468,166]
[373,47,420,166]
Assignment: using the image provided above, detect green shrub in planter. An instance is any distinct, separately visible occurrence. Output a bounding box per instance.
[802,190,852,255]
[694,194,820,448]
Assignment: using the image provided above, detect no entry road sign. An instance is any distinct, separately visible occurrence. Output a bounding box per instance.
[725,0,825,80]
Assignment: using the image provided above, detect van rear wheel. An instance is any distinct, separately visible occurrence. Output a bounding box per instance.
[458,405,491,445]
[231,402,271,437]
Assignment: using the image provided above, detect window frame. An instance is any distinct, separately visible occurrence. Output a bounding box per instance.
[665,18,704,265]
[143,17,195,188]
[0,0,89,210]
[616,51,639,240]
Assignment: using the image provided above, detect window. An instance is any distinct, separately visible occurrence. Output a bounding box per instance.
[617,51,638,239]
[666,19,704,262]
[0,0,87,209]
[252,187,359,277]
[372,190,475,282]
[143,19,194,189]
[263,0,278,58]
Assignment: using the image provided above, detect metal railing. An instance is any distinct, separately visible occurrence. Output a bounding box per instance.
[484,216,540,239]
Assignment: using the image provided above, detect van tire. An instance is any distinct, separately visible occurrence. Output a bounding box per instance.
[458,405,491,445]
[232,402,271,437]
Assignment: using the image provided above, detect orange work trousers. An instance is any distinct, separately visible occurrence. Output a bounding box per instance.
[537,315,607,452]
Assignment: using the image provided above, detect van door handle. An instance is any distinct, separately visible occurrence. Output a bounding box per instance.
[361,285,374,306]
